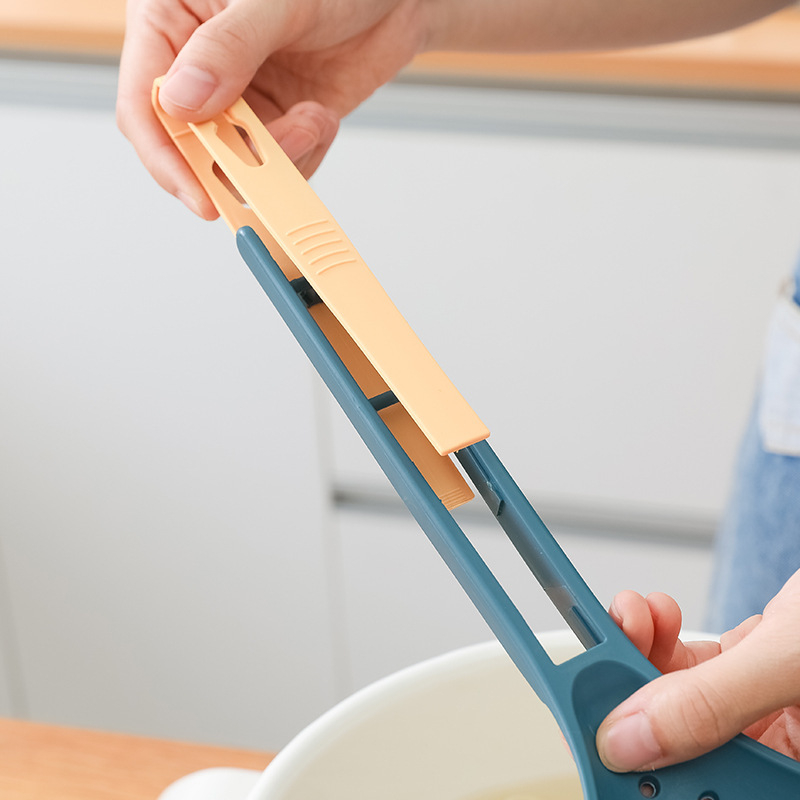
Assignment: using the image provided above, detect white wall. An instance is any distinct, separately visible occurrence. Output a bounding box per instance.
[315,88,800,519]
[2,58,800,748]
[0,86,338,749]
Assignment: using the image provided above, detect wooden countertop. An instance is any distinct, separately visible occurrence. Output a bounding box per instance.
[0,0,126,57]
[1,1,800,96]
[0,718,273,800]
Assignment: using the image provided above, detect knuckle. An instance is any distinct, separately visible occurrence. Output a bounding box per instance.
[195,12,258,61]
[667,678,731,752]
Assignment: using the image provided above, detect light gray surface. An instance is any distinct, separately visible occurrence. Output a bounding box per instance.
[0,101,338,749]
[333,509,714,692]
[314,120,800,525]
[2,54,799,747]
[4,54,800,149]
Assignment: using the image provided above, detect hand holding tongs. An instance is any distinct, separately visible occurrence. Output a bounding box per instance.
[153,80,800,798]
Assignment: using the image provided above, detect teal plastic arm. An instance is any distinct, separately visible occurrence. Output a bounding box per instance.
[236,225,800,799]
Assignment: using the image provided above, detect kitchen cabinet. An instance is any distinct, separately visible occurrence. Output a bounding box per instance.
[315,83,800,520]
[312,82,800,692]
[2,54,800,749]
[0,62,337,750]
[332,509,714,692]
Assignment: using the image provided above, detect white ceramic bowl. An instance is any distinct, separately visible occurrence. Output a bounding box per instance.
[160,630,716,799]
[161,630,587,800]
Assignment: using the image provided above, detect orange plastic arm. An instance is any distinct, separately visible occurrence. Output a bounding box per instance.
[152,80,489,509]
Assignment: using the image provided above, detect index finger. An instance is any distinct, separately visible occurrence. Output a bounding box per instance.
[117,2,219,219]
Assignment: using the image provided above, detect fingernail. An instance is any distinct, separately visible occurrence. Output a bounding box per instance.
[598,712,662,772]
[277,126,318,164]
[161,65,217,112]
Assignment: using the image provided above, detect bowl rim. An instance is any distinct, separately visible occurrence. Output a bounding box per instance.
[250,630,580,795]
[249,628,718,797]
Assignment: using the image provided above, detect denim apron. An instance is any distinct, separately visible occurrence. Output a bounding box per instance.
[707,260,800,631]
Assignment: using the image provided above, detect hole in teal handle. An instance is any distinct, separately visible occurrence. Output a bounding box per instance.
[638,776,659,797]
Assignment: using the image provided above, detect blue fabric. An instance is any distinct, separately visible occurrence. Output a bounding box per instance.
[707,402,800,632]
[795,258,800,307]
[707,263,800,632]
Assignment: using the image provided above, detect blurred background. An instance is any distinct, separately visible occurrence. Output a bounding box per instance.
[2,0,800,752]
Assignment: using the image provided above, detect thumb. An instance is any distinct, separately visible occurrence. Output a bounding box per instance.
[157,0,283,120]
[596,621,800,771]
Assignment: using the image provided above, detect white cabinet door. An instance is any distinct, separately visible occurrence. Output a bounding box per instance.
[314,85,800,527]
[311,84,797,693]
[333,509,713,693]
[5,66,799,745]
[0,76,338,749]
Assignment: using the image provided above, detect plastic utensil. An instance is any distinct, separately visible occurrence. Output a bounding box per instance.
[153,82,800,799]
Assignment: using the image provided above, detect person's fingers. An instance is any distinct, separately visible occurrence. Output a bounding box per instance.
[610,590,720,673]
[652,614,759,675]
[117,2,219,218]
[596,617,800,771]
[157,0,302,122]
[123,110,220,219]
[266,102,341,178]
[609,591,655,658]
[644,592,682,672]
[119,1,338,213]
[719,613,762,650]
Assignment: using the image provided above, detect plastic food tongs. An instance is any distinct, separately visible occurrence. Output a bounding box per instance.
[153,81,800,798]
